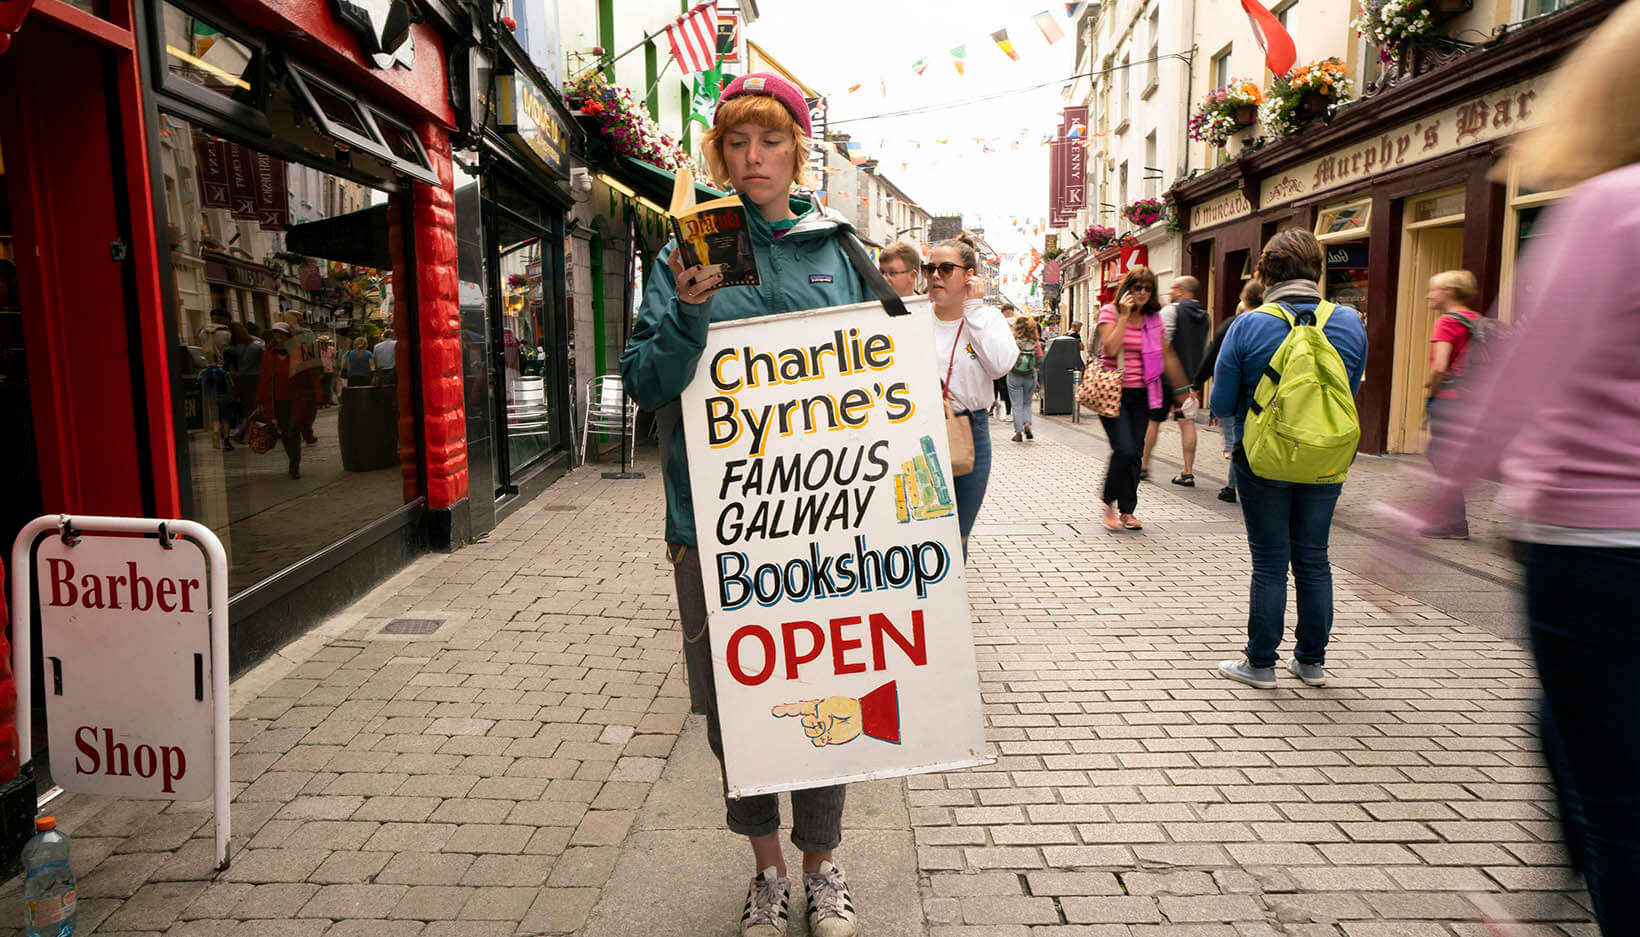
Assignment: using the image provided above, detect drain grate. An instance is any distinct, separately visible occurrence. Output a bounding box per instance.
[380,618,443,635]
[542,505,581,511]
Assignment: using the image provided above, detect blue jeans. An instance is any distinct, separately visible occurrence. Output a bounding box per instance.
[952,410,992,556]
[1522,542,1640,933]
[1235,466,1343,668]
[1006,373,1035,434]
[1423,396,1468,531]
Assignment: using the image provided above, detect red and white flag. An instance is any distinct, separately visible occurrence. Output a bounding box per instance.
[1240,0,1296,77]
[665,2,719,77]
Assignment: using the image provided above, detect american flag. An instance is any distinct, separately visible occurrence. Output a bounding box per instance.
[665,2,719,77]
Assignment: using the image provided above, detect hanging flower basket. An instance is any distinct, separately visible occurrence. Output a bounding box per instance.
[1081,224,1116,250]
[565,72,688,171]
[1352,0,1469,57]
[1122,197,1166,229]
[1188,78,1264,149]
[1264,58,1353,138]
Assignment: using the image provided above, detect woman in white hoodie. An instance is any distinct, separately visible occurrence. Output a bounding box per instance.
[925,233,1018,557]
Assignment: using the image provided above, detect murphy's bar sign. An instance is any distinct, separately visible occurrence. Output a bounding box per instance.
[495,71,570,178]
[1261,74,1548,209]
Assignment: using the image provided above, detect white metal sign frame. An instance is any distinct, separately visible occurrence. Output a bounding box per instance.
[11,515,231,869]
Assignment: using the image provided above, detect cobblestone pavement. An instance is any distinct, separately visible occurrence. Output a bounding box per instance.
[8,411,1595,936]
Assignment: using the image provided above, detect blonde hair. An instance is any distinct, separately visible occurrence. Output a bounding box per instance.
[1504,0,1640,189]
[702,95,811,191]
[878,241,920,271]
[1429,269,1479,306]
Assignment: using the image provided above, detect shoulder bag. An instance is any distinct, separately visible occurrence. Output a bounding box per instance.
[943,321,975,477]
[1076,339,1125,418]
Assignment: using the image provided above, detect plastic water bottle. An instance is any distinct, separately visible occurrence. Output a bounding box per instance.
[22,817,75,937]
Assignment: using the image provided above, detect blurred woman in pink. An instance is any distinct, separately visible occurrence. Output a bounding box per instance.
[1435,6,1640,930]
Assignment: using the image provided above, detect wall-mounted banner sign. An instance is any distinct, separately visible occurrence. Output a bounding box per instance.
[495,71,571,180]
[681,298,991,796]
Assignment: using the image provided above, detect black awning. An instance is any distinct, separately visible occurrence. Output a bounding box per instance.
[284,202,393,270]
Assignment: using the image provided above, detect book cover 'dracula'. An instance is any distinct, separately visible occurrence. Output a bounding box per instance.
[669,165,761,288]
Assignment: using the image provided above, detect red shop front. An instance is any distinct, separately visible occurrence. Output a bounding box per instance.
[1095,243,1149,305]
[0,0,470,795]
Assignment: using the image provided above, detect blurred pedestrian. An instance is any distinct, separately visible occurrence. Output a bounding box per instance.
[1433,7,1640,928]
[1006,312,1042,442]
[1196,279,1265,503]
[991,303,1017,419]
[225,319,263,424]
[317,336,338,406]
[1212,231,1366,689]
[619,71,876,937]
[1419,269,1482,539]
[1143,276,1211,486]
[928,236,1017,554]
[344,336,376,387]
[1094,267,1194,532]
[199,348,235,451]
[257,322,321,479]
[877,241,921,299]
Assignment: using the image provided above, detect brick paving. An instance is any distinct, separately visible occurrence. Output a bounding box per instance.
[6,412,1598,936]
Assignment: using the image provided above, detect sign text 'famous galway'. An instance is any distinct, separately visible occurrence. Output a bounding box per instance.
[682,298,989,796]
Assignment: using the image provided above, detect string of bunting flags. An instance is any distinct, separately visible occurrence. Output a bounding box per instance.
[833,4,1081,98]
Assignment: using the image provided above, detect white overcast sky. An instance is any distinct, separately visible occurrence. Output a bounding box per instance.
[744,0,1078,298]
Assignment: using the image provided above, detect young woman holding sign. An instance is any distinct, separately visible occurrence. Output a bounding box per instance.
[926,235,1019,554]
[620,72,874,937]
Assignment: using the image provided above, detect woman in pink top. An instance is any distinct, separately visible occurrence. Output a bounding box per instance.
[1436,7,1640,929]
[1095,266,1193,531]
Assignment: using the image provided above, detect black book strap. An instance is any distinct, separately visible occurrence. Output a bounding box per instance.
[835,227,909,317]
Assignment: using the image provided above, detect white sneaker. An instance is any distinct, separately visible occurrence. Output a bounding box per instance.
[741,866,790,937]
[804,861,859,937]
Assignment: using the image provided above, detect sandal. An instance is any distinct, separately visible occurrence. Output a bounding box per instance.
[1171,473,1195,487]
[1139,468,1151,480]
[1120,514,1144,530]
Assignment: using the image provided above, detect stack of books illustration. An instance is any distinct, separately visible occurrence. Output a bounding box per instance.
[894,435,955,523]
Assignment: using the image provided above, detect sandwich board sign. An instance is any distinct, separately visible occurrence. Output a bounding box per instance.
[12,516,231,868]
[680,297,991,796]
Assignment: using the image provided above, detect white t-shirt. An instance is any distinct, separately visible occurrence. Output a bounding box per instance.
[373,339,397,370]
[932,300,1019,412]
[1159,302,1178,344]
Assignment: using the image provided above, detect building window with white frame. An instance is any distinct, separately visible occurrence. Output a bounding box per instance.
[1274,0,1298,41]
[1119,52,1131,128]
[1144,6,1160,96]
[1144,131,1158,197]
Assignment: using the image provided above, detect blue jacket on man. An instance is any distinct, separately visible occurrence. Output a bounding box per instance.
[1210,293,1369,449]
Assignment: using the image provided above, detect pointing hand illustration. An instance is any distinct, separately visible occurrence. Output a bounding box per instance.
[769,681,901,747]
[771,696,863,746]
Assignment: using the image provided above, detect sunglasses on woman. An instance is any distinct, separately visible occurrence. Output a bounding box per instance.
[921,262,973,277]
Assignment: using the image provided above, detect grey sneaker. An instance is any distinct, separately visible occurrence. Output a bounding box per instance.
[1217,658,1277,689]
[1288,658,1327,687]
[804,861,859,937]
[741,866,790,937]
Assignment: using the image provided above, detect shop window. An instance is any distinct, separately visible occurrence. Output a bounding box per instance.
[362,107,441,186]
[1499,165,1568,322]
[1410,191,1465,225]
[158,2,265,121]
[158,115,417,594]
[1314,198,1371,243]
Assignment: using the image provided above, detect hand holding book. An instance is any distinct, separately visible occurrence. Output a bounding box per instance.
[669,165,761,292]
[669,253,725,306]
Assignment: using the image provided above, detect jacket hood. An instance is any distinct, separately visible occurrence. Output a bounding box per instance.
[739,192,854,241]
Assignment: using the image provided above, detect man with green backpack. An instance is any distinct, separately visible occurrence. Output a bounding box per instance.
[1208,231,1368,690]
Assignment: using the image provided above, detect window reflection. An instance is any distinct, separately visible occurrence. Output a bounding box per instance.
[498,229,556,468]
[158,114,416,593]
[162,3,258,103]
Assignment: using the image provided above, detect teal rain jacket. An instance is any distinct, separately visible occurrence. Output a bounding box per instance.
[619,194,873,546]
